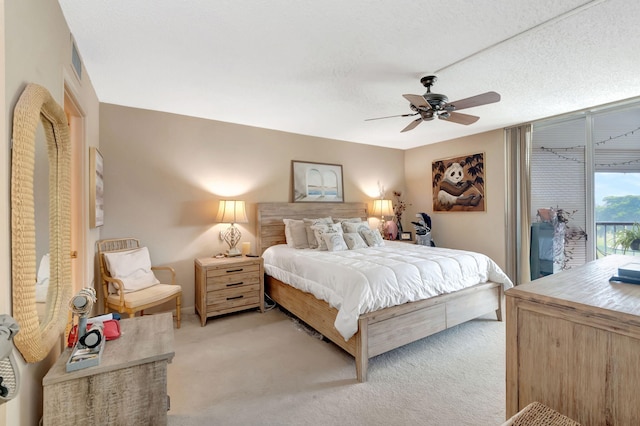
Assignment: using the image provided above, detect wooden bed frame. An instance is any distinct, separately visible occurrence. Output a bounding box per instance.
[257,202,504,382]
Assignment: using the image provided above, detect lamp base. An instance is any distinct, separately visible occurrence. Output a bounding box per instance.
[226,247,242,257]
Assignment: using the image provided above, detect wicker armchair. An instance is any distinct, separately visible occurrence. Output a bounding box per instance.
[97,238,181,328]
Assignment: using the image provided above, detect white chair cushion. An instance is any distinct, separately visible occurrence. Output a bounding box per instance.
[103,247,160,293]
[107,284,181,309]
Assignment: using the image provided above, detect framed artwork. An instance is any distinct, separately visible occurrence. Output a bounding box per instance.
[432,152,485,212]
[292,160,344,203]
[400,231,413,241]
[89,147,104,227]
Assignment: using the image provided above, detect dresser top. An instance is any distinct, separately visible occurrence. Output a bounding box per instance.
[43,312,175,386]
[507,255,640,320]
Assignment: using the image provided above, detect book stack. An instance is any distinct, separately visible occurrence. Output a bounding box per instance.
[610,262,640,285]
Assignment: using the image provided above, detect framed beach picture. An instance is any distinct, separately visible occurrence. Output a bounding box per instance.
[89,147,104,227]
[432,152,485,212]
[292,160,344,203]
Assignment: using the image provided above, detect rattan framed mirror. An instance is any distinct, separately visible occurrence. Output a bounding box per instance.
[11,83,72,362]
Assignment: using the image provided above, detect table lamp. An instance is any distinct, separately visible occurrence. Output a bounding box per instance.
[216,200,249,257]
[371,199,394,237]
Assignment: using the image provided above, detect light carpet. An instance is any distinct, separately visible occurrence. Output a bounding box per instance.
[167,308,506,426]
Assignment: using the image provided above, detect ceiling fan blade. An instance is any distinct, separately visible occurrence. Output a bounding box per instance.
[402,94,431,109]
[365,112,418,121]
[401,117,423,132]
[447,91,501,111]
[441,112,479,125]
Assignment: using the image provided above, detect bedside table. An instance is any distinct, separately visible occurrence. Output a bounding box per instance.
[194,256,264,326]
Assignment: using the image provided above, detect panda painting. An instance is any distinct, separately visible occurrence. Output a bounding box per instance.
[432,154,485,211]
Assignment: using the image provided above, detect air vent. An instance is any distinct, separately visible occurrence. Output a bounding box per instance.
[71,38,82,80]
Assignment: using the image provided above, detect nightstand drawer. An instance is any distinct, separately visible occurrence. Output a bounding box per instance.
[206,263,260,278]
[206,271,260,291]
[206,285,261,310]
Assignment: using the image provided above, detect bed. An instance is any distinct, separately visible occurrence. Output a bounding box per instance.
[257,202,513,382]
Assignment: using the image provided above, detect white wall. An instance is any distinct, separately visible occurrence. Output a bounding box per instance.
[2,0,100,424]
[405,129,507,269]
[99,104,406,312]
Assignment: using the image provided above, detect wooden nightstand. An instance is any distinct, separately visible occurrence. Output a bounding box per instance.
[194,256,264,326]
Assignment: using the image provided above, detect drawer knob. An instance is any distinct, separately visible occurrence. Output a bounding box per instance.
[226,268,243,273]
[226,282,244,287]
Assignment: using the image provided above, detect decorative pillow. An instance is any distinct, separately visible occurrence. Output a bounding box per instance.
[310,223,343,251]
[361,228,385,247]
[303,217,333,249]
[342,221,370,235]
[103,247,160,293]
[283,218,309,249]
[343,232,368,250]
[334,217,363,232]
[323,233,349,252]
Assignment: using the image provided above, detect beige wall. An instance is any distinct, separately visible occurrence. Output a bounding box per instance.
[2,0,100,424]
[99,104,406,311]
[404,129,507,269]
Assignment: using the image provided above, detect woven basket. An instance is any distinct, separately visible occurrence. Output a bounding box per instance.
[510,402,581,426]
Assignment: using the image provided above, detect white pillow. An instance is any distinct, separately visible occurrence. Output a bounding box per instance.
[361,228,385,247]
[283,218,309,249]
[303,217,333,249]
[334,217,363,232]
[343,233,368,250]
[310,223,343,251]
[323,233,348,252]
[103,247,160,293]
[342,221,370,234]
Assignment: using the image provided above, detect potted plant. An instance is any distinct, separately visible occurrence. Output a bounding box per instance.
[614,222,640,253]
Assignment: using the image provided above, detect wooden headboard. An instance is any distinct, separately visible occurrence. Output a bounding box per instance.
[256,202,368,254]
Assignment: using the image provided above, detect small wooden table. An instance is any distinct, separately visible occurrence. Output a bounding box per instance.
[43,313,175,426]
[505,255,640,424]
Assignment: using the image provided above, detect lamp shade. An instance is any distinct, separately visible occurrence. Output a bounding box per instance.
[215,200,248,224]
[371,199,394,217]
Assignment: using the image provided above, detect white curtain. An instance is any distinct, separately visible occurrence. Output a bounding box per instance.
[505,124,532,285]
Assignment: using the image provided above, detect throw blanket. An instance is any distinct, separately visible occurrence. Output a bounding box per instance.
[263,242,513,341]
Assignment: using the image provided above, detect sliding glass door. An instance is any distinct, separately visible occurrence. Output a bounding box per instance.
[531,101,640,272]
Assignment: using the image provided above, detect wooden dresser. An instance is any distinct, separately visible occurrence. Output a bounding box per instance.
[505,255,640,425]
[194,256,264,326]
[43,313,175,426]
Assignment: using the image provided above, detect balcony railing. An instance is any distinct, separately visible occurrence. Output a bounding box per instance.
[596,221,639,257]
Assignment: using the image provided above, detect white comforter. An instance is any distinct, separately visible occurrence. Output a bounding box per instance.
[263,241,513,341]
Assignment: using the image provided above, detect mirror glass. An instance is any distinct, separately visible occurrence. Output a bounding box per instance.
[34,122,52,322]
[11,83,72,363]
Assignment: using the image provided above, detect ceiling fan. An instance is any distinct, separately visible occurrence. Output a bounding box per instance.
[366,75,501,132]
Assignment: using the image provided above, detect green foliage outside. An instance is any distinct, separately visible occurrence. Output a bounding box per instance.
[595,195,640,222]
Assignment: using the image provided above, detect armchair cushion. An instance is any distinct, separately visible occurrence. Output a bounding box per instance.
[103,247,160,293]
[106,284,181,309]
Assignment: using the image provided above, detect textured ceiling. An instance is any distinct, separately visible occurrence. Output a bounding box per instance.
[58,0,640,150]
